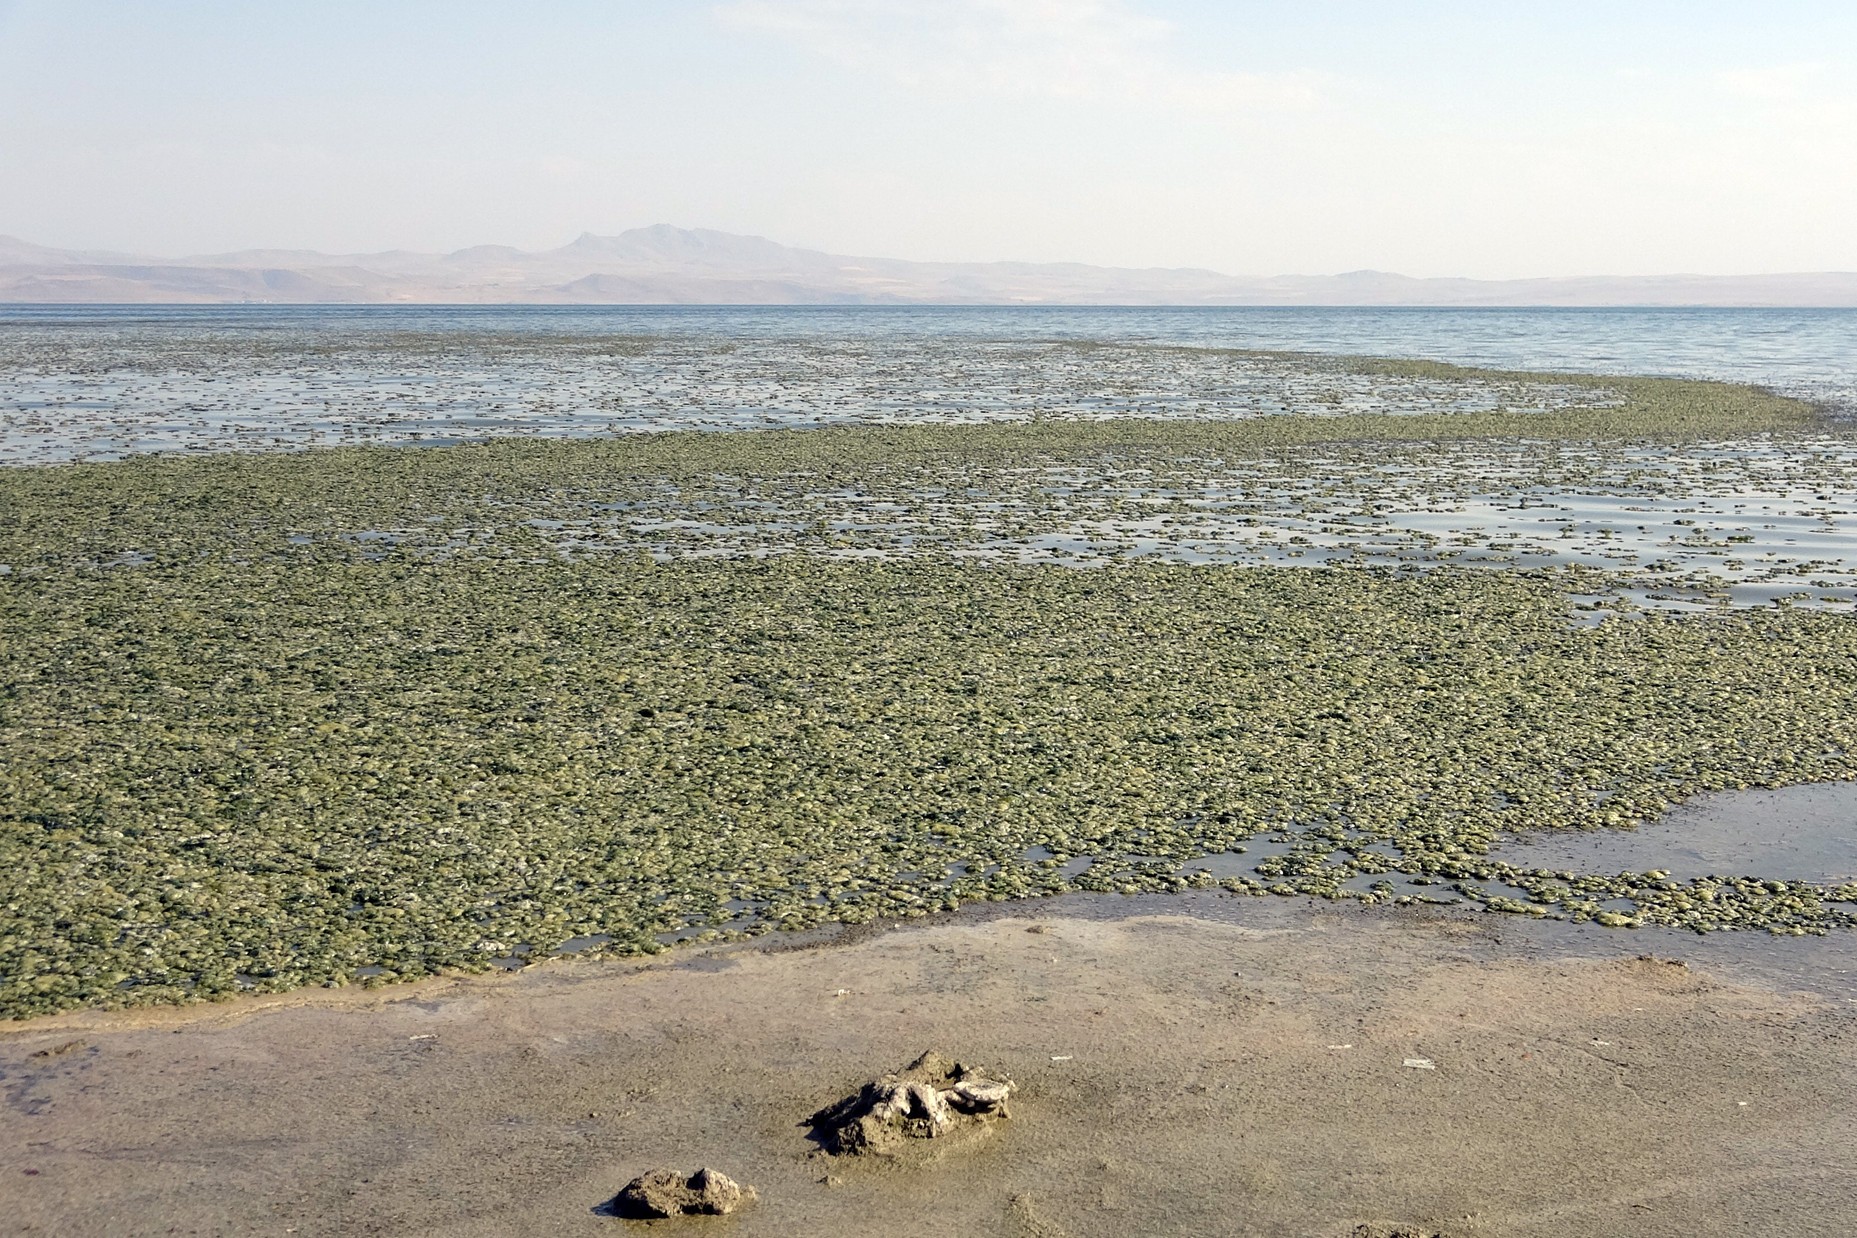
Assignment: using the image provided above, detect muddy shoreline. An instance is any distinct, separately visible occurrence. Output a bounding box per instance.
[5,892,1854,1237]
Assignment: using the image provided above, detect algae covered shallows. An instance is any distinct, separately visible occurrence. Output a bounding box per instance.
[3,348,1855,1019]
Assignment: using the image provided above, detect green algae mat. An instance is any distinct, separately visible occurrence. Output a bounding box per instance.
[4,362,1856,1019]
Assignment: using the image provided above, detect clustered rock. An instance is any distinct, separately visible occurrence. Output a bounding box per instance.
[610,1050,1013,1220]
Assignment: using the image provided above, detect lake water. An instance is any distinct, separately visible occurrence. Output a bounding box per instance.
[2,305,1854,466]
[8,303,1855,393]
[1501,783,1857,884]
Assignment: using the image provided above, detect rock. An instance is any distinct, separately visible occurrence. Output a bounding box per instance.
[809,1050,1014,1157]
[610,1167,756,1218]
[1350,1225,1442,1238]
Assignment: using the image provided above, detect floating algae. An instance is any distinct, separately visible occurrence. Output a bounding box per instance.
[6,342,1849,612]
[0,325,1635,465]
[2,352,1856,1019]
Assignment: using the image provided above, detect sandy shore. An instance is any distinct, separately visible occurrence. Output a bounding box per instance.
[4,895,1855,1237]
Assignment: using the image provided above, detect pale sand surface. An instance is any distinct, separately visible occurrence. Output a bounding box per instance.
[4,896,1855,1237]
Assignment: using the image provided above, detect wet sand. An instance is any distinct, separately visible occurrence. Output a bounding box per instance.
[4,896,1856,1237]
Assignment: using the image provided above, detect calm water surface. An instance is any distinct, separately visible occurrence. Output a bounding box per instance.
[9,302,1855,390]
[4,304,1853,464]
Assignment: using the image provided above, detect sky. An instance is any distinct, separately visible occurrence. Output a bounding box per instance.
[0,0,1853,278]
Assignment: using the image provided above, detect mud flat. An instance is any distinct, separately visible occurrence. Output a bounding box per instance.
[5,896,1855,1238]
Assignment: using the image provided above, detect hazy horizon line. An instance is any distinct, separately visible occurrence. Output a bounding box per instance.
[4,226,1856,284]
[6,224,1856,308]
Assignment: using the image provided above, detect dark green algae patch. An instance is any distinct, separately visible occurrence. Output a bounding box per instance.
[3,365,1856,1019]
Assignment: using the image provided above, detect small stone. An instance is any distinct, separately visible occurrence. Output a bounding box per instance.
[611,1166,757,1218]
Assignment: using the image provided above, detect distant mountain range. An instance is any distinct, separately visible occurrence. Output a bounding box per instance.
[2,225,1854,306]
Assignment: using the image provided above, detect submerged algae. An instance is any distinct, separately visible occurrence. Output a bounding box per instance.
[0,361,1820,566]
[0,327,1655,463]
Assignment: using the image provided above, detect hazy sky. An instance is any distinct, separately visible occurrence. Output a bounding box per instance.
[1,0,1852,277]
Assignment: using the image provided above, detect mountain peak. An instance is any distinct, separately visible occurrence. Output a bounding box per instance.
[552,225,836,273]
